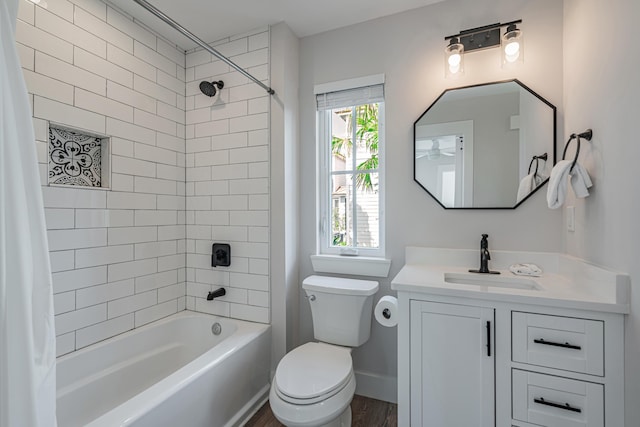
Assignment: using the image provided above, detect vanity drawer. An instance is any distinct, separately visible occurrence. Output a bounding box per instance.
[512,312,604,376]
[512,369,603,427]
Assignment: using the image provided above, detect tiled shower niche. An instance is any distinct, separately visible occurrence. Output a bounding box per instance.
[48,126,110,189]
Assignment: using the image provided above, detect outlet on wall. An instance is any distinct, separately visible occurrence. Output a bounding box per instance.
[567,206,575,232]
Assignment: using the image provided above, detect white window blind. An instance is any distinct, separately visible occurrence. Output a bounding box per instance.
[316,84,384,111]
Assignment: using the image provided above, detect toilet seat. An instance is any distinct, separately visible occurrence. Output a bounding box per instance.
[274,342,352,404]
[269,366,356,427]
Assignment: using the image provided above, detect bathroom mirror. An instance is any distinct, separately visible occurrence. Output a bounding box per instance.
[414,80,556,209]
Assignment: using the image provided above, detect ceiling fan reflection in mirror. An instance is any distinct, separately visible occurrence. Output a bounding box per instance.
[416,135,457,160]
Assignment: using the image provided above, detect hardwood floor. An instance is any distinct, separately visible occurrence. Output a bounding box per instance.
[245,395,397,427]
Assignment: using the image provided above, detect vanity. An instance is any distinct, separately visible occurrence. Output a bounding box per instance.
[391,247,629,427]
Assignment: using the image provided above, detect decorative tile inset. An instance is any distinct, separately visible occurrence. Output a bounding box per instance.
[49,127,102,187]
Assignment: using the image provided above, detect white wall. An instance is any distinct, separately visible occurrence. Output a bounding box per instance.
[17,0,187,356]
[270,22,301,370]
[519,87,554,179]
[563,0,640,424]
[299,0,564,401]
[184,29,271,323]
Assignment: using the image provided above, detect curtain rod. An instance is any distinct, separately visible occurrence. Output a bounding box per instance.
[133,0,275,95]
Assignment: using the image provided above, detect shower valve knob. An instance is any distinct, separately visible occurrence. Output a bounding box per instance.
[211,243,230,267]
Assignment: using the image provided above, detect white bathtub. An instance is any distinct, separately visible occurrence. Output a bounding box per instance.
[56,312,271,427]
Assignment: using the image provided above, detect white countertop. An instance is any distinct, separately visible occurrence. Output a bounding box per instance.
[391,247,630,314]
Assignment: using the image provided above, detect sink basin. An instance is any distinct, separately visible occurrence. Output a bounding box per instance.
[443,272,541,290]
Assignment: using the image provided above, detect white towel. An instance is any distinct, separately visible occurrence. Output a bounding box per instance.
[546,160,593,209]
[571,162,593,197]
[509,263,543,277]
[516,173,543,203]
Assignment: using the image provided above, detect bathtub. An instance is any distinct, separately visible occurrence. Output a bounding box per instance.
[56,312,271,427]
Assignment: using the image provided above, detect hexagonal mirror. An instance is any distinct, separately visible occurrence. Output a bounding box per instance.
[413,80,556,209]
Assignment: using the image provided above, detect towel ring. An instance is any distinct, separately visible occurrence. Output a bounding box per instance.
[528,157,538,176]
[562,129,593,172]
[527,153,548,177]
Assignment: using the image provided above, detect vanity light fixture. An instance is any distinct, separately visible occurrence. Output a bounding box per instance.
[444,19,523,77]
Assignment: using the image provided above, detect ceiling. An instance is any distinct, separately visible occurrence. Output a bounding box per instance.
[107,0,445,51]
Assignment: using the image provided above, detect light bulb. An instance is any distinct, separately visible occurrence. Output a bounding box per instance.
[504,41,520,62]
[444,38,464,78]
[501,24,524,66]
[448,53,461,73]
[504,41,520,56]
[448,53,461,67]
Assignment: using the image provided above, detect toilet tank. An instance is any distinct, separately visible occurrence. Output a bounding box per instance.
[303,275,379,347]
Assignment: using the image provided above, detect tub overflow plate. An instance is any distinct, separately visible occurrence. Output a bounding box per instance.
[211,322,222,335]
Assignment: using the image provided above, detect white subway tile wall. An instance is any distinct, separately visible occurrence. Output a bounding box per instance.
[17,0,186,356]
[185,28,270,324]
[16,0,270,356]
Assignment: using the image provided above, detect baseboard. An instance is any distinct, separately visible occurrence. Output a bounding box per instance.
[354,370,397,404]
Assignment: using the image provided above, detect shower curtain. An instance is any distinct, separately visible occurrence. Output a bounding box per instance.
[0,0,57,425]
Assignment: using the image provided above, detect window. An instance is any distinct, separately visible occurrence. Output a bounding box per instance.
[316,79,384,257]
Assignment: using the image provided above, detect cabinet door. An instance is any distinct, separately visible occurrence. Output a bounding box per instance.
[410,300,495,427]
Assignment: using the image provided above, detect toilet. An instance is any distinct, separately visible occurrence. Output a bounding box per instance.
[269,275,379,427]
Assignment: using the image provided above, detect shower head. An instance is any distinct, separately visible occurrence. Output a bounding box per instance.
[199,80,224,97]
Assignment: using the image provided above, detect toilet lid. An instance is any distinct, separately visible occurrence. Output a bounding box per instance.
[275,342,352,400]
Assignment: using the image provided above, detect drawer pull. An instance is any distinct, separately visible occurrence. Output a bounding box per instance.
[533,338,581,350]
[487,321,491,357]
[533,397,582,413]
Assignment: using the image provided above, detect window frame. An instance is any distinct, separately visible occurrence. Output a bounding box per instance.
[315,79,385,258]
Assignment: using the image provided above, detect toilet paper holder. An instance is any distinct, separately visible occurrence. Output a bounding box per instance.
[375,295,398,327]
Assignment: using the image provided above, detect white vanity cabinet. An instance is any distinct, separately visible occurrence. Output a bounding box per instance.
[398,294,625,427]
[392,248,629,427]
[409,301,495,426]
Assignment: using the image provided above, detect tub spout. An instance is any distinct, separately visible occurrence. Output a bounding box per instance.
[207,288,226,301]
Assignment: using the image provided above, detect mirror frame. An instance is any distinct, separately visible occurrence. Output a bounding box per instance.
[413,79,557,209]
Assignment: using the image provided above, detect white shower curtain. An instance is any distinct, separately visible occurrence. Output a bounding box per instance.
[0,0,57,425]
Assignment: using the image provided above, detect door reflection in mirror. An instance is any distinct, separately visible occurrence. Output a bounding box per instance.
[415,121,473,207]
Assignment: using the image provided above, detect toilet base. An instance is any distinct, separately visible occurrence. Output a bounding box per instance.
[272,404,351,427]
[322,405,351,427]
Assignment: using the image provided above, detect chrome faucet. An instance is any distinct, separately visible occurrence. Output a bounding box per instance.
[469,234,500,274]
